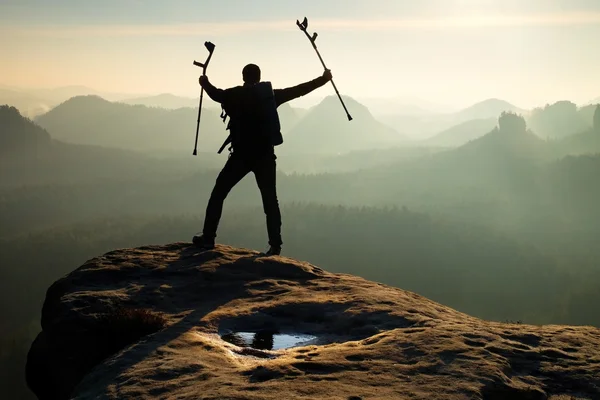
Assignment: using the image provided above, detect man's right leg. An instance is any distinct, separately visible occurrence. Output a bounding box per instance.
[195,154,250,247]
[252,154,282,255]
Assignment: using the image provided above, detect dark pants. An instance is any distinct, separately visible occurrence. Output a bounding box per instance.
[203,151,282,247]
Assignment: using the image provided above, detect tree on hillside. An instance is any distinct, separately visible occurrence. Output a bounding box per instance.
[499,111,526,134]
[0,105,51,154]
[528,100,587,138]
[594,105,600,132]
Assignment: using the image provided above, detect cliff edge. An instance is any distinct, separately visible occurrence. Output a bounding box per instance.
[26,243,600,399]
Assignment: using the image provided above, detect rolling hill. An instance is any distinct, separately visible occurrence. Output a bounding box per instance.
[0,85,140,118]
[122,93,200,110]
[0,105,223,187]
[0,105,51,155]
[35,94,311,155]
[450,120,553,165]
[378,98,524,139]
[356,96,454,116]
[282,95,406,154]
[558,129,600,156]
[277,103,303,133]
[578,104,599,127]
[0,89,55,118]
[454,98,525,122]
[421,113,555,187]
[35,95,229,153]
[527,101,590,139]
[351,113,556,210]
[424,118,497,147]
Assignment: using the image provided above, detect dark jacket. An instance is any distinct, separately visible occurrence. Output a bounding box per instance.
[201,75,329,155]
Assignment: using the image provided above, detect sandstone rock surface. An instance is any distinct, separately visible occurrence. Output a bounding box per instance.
[26,243,600,399]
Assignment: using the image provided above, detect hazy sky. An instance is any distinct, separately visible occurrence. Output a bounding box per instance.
[2,0,600,109]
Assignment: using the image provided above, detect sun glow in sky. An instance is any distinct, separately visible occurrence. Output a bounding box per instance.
[2,0,600,108]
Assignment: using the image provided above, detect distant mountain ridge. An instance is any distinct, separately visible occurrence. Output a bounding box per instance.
[35,95,229,153]
[122,93,199,109]
[0,85,139,118]
[424,118,498,147]
[34,93,404,156]
[0,105,225,187]
[455,98,525,122]
[0,89,54,118]
[0,105,51,154]
[417,114,556,194]
[343,115,558,220]
[453,119,552,164]
[587,96,600,105]
[282,95,406,154]
[356,96,456,116]
[378,98,524,139]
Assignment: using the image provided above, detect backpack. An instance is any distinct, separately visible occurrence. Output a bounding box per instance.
[217,81,282,154]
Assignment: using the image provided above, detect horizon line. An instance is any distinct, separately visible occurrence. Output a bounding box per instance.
[2,83,598,111]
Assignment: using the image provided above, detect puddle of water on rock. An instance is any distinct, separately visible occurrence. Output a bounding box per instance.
[221,331,318,350]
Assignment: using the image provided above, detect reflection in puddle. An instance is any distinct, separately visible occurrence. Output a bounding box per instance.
[221,331,317,350]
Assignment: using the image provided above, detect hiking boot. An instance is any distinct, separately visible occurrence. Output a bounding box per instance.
[265,245,281,256]
[192,234,215,250]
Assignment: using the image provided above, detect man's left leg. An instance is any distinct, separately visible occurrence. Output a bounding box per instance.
[253,154,282,255]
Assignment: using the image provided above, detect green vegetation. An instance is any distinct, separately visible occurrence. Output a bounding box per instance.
[0,106,50,155]
[527,100,590,139]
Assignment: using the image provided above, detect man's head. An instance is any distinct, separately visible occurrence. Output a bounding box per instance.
[242,63,261,84]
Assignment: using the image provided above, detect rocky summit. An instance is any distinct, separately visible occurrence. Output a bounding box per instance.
[26,243,600,400]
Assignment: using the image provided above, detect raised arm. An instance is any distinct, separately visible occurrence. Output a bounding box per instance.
[199,75,225,104]
[274,70,332,107]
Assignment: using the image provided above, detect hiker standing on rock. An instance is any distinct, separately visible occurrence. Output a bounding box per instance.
[193,64,333,255]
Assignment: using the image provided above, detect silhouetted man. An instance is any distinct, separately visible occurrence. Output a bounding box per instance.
[193,64,333,255]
